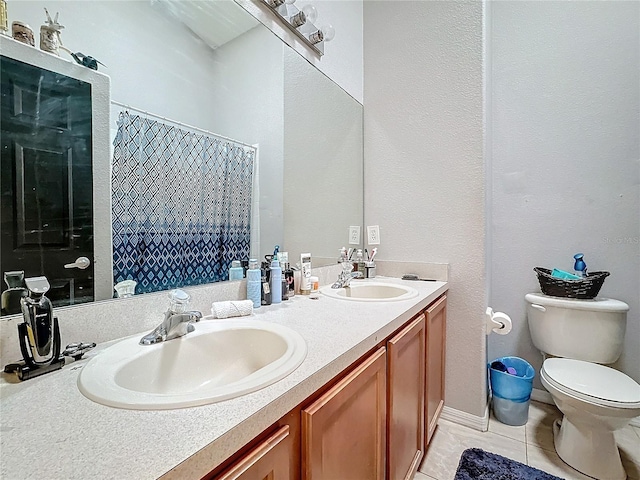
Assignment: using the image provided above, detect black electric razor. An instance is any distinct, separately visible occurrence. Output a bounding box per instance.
[4,276,64,380]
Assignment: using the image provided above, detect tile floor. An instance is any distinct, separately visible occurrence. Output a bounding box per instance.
[415,401,640,480]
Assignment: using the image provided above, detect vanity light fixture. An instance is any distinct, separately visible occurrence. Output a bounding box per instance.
[262,0,334,56]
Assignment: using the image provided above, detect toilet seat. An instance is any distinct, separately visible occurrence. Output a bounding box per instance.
[542,358,640,409]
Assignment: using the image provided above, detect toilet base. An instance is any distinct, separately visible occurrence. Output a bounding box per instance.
[553,417,626,480]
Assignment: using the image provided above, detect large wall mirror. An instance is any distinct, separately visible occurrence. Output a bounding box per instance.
[0,0,363,316]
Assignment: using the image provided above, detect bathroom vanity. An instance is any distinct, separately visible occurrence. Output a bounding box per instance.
[0,278,447,479]
[209,293,446,480]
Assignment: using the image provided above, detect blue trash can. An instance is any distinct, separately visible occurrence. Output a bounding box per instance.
[489,356,535,426]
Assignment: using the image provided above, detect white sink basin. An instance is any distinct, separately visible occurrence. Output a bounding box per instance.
[320,281,418,302]
[78,319,307,410]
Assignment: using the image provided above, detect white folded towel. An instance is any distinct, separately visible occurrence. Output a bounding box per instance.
[210,300,254,319]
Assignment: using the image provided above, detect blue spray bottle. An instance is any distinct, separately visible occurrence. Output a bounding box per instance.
[573,253,587,277]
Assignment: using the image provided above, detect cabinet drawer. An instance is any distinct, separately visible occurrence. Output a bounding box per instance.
[215,425,291,480]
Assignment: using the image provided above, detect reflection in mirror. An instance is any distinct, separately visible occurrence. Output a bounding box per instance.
[0,0,362,316]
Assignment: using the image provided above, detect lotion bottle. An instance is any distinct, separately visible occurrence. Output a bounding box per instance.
[300,253,312,295]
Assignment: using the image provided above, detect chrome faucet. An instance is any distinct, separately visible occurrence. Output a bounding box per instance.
[140,289,202,345]
[332,259,364,289]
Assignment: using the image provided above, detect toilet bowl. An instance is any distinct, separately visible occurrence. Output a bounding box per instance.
[525,293,640,480]
[540,358,640,480]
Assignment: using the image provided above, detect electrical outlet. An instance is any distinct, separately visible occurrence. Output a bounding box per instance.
[367,225,380,245]
[348,226,361,245]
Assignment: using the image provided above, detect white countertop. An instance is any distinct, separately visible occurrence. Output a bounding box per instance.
[0,277,447,480]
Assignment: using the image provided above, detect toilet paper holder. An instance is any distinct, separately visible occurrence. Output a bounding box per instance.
[486,307,513,336]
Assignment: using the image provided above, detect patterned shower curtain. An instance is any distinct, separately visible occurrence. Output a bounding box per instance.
[111,112,255,294]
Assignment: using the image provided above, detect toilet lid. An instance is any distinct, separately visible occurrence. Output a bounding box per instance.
[525,293,629,313]
[543,358,640,406]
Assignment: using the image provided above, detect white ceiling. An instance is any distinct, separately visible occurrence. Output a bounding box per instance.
[158,0,259,50]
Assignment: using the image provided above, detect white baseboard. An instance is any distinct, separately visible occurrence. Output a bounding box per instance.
[440,404,490,432]
[531,387,640,428]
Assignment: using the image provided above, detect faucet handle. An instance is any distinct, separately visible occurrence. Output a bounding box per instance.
[168,289,190,313]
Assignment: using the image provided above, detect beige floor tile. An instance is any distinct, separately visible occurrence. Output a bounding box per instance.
[418,419,526,480]
[526,402,562,452]
[527,400,561,420]
[622,457,640,480]
[616,425,640,480]
[616,426,640,462]
[526,445,593,480]
[488,410,527,442]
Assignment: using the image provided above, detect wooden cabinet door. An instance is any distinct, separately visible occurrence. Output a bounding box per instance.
[425,295,447,445]
[302,347,386,480]
[387,314,426,480]
[216,426,291,480]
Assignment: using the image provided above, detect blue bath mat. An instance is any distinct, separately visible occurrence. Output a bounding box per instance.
[454,448,564,480]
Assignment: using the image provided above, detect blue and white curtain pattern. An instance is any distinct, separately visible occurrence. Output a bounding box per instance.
[112,112,255,294]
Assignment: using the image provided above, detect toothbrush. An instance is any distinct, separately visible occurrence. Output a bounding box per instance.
[370,248,378,262]
[365,248,370,261]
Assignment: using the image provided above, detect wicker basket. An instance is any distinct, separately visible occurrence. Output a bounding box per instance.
[534,267,609,299]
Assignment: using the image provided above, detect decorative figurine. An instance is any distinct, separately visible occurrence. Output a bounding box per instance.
[0,0,9,36]
[68,51,105,71]
[40,8,64,55]
[12,21,35,46]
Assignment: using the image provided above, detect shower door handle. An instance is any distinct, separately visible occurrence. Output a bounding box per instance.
[64,257,91,270]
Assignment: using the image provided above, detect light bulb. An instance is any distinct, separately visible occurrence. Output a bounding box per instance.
[301,4,318,24]
[321,24,335,42]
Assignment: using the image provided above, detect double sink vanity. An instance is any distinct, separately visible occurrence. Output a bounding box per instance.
[0,276,448,479]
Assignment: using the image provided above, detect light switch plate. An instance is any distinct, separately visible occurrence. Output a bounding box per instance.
[348,226,361,245]
[367,225,380,245]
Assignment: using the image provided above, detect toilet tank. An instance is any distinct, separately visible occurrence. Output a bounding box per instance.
[525,293,629,364]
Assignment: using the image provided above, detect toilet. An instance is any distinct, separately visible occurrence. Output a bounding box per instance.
[525,293,640,480]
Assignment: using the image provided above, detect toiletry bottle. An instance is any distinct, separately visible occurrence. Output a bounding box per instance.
[246,258,261,308]
[573,253,587,277]
[229,260,244,281]
[300,253,312,295]
[261,262,272,306]
[241,259,249,278]
[354,249,365,273]
[293,265,301,295]
[309,276,319,299]
[279,252,295,298]
[270,246,282,304]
